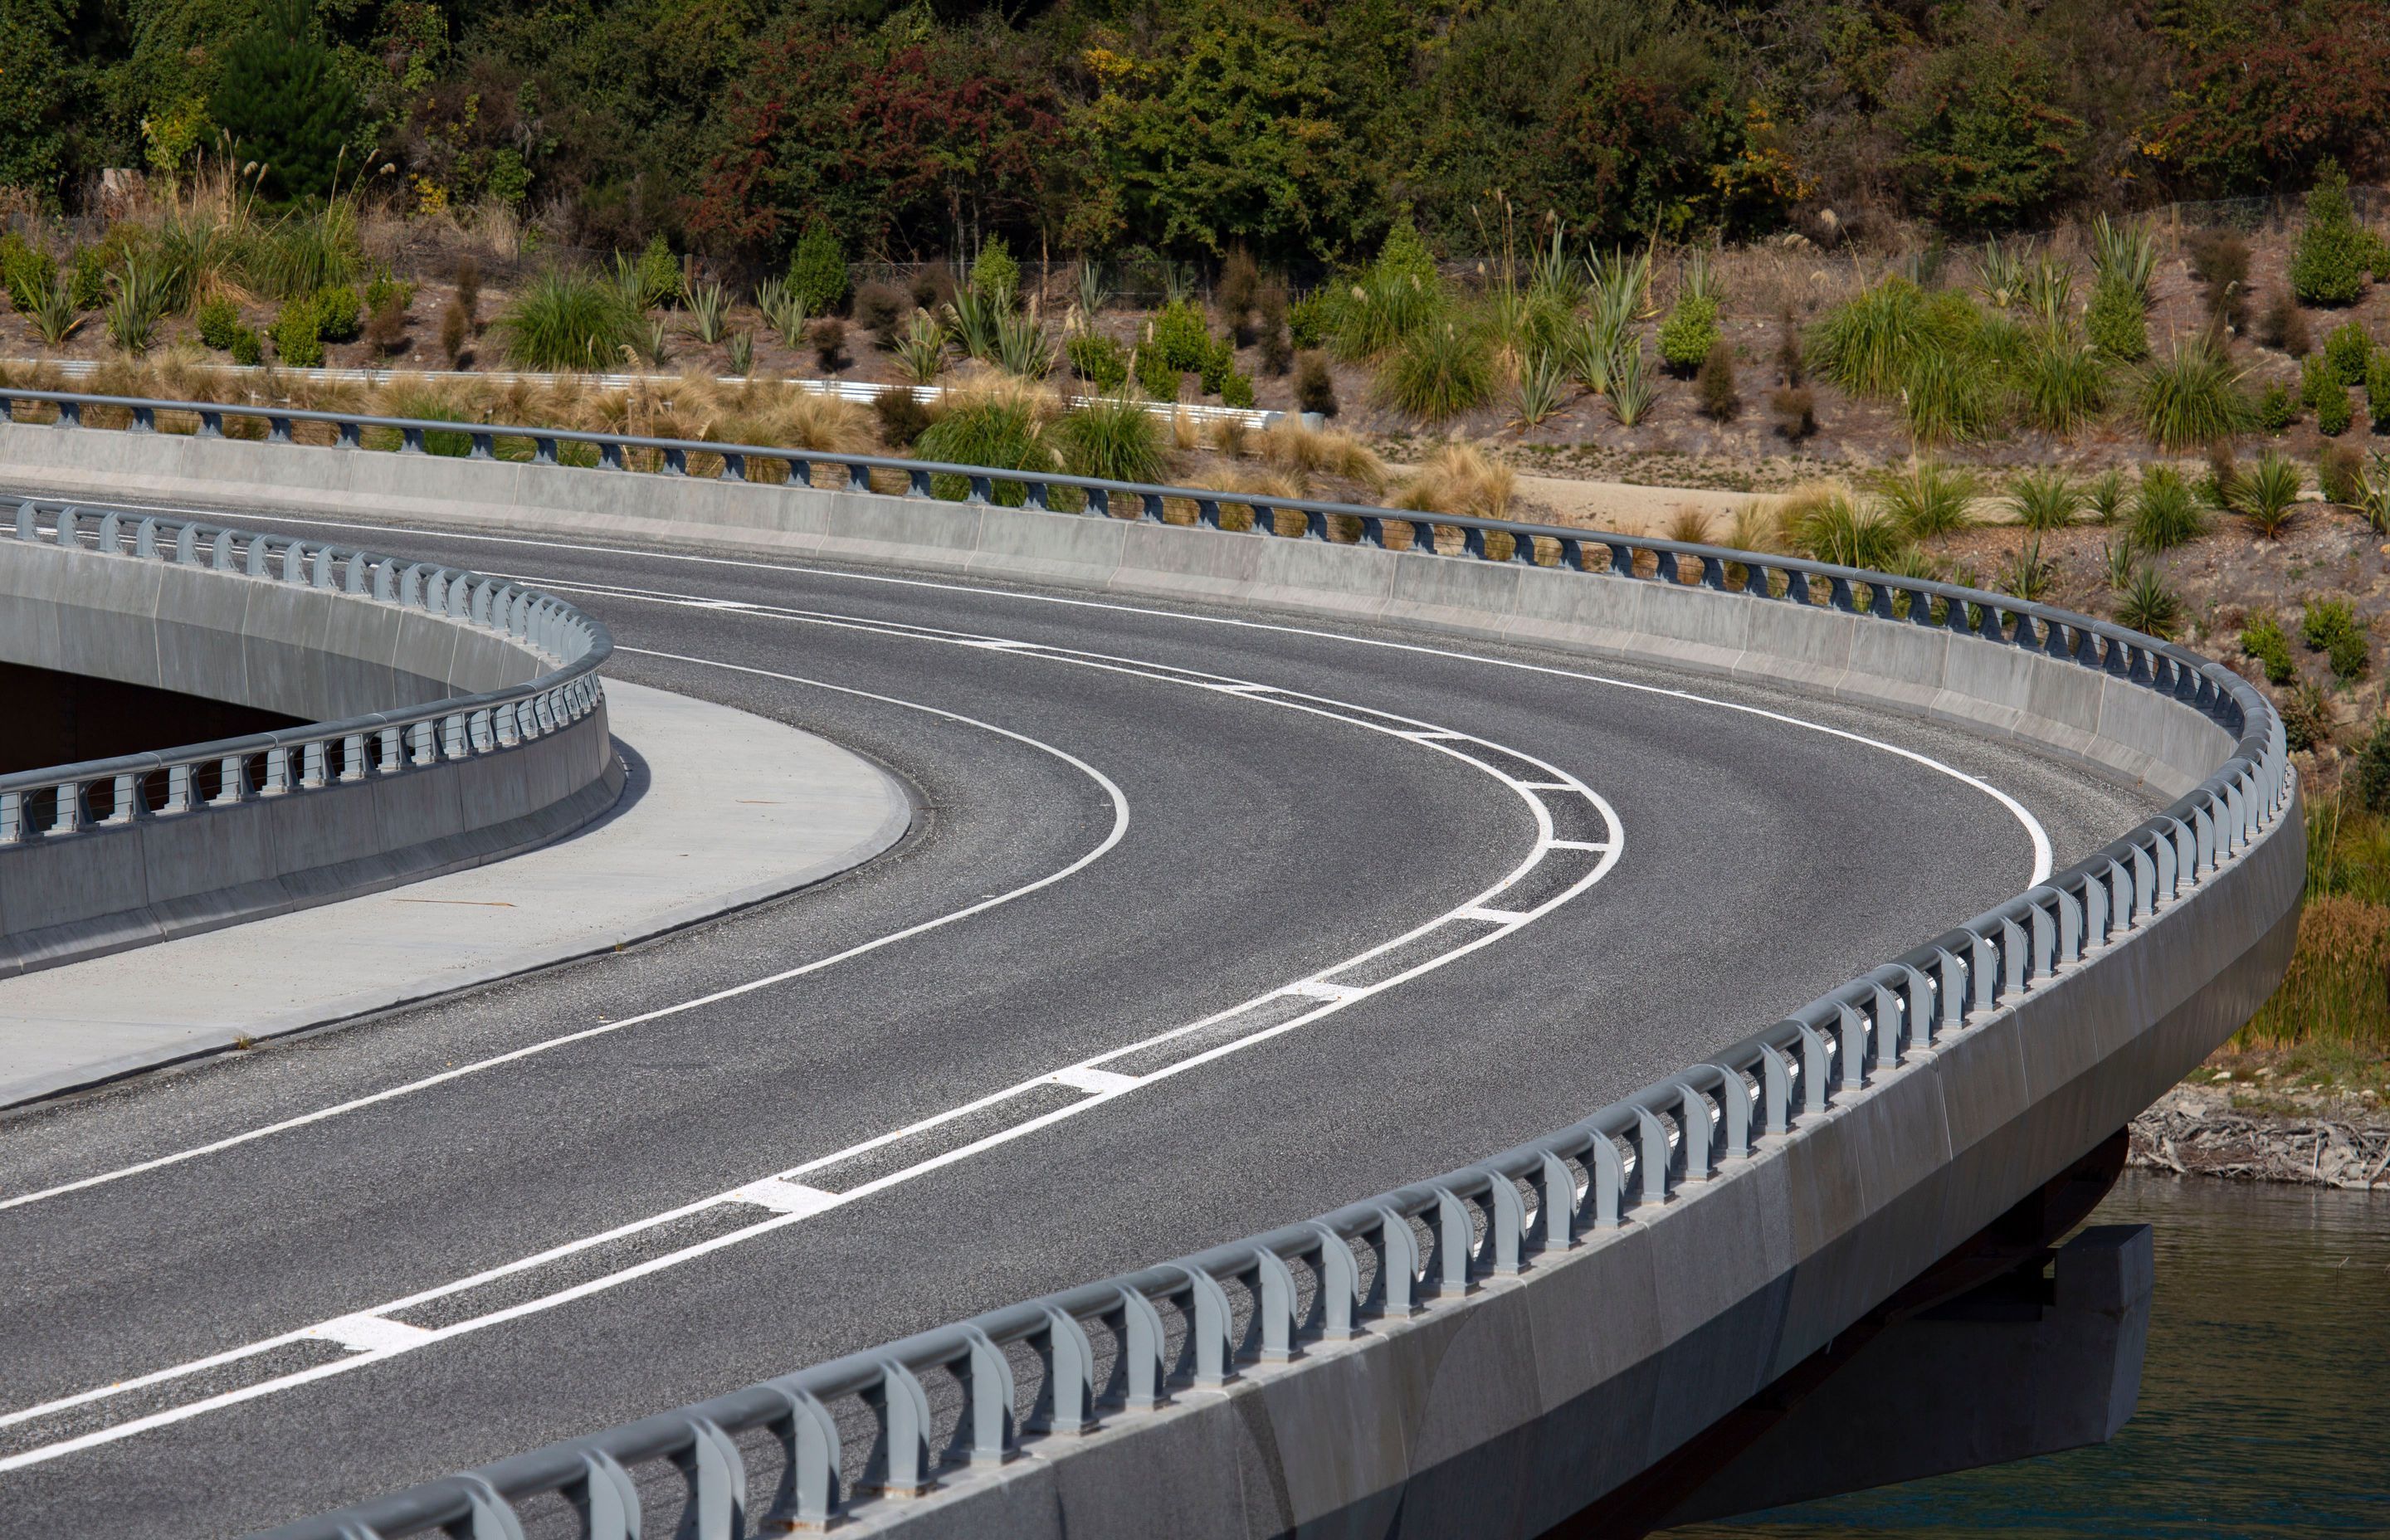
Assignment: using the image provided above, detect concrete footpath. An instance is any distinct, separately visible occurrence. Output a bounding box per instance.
[0,679,911,1109]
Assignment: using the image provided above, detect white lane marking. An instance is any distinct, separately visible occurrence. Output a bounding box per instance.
[305,1315,435,1353]
[0,650,1623,1472]
[1547,840,1613,853]
[726,1179,841,1216]
[1461,906,1529,924]
[134,501,2051,885]
[0,690,1132,1215]
[1047,1066,1139,1094]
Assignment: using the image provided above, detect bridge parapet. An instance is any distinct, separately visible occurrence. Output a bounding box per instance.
[0,496,617,975]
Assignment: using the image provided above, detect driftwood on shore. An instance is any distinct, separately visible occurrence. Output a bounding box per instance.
[2129,1088,2390,1189]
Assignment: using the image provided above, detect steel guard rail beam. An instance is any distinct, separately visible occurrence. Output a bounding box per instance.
[0,390,2287,1539]
[0,495,611,850]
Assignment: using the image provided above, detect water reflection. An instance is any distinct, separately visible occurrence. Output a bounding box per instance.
[1664,1172,2390,1538]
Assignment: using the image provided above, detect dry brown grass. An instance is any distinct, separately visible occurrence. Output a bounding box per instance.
[1393,444,1515,519]
[1256,420,1385,489]
[1665,505,1716,544]
[2241,895,2390,1050]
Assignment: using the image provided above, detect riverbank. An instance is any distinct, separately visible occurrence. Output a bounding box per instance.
[2130,1055,2390,1190]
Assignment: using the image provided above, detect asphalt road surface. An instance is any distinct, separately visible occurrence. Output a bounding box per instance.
[0,497,2160,1536]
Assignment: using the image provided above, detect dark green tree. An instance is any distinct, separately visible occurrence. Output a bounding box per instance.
[1890,38,2085,230]
[207,1,359,199]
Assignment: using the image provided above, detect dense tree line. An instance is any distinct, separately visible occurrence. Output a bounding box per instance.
[11,0,2390,264]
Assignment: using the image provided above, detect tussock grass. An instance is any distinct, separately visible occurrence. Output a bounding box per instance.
[500,270,640,372]
[1779,483,1904,570]
[2129,465,2207,549]
[1376,319,1499,423]
[1873,458,1976,539]
[2135,334,2254,451]
[1393,444,1515,520]
[1056,393,1169,484]
[1257,421,1384,488]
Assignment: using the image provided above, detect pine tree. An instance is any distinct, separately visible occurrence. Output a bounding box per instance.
[207,1,359,200]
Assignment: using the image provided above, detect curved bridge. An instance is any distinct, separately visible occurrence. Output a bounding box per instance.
[0,392,2298,1540]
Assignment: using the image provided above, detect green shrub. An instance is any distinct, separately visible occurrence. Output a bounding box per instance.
[1056,392,1166,483]
[1197,336,1234,397]
[2318,383,2355,437]
[2357,719,2390,812]
[2086,275,2149,362]
[1288,290,1334,350]
[1904,345,2002,445]
[1657,294,1721,373]
[69,246,105,311]
[2326,320,2373,385]
[873,387,931,449]
[1696,341,1739,419]
[2129,465,2206,549]
[499,269,638,371]
[1135,346,1181,401]
[916,397,1055,505]
[1376,319,1497,422]
[969,236,1020,309]
[788,224,848,316]
[1066,333,1129,392]
[311,284,359,343]
[196,295,242,350]
[1221,371,1256,409]
[229,326,263,366]
[628,234,679,310]
[2243,614,2296,684]
[363,270,413,317]
[2369,356,2390,431]
[1149,300,1212,372]
[2304,598,2370,679]
[2261,290,2314,356]
[2259,383,2300,433]
[2290,161,2372,306]
[1,232,55,312]
[270,298,324,367]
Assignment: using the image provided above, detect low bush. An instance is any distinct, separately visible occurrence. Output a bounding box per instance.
[70,246,106,311]
[2260,383,2300,433]
[441,297,471,365]
[229,326,262,366]
[363,295,407,357]
[2326,319,2373,385]
[1197,336,1234,397]
[1135,346,1182,402]
[1288,289,1334,351]
[808,316,848,372]
[910,265,955,314]
[1696,342,1738,419]
[2282,681,2333,753]
[2320,441,2367,503]
[1066,333,1129,392]
[788,223,848,315]
[2369,356,2390,431]
[1221,371,1256,409]
[270,298,324,367]
[312,285,360,344]
[1293,350,1338,417]
[363,270,414,319]
[2243,613,2296,684]
[873,387,932,448]
[2358,719,2390,812]
[1149,300,1213,373]
[2304,597,2370,679]
[969,237,1020,308]
[2261,290,2313,356]
[1256,283,1292,376]
[1770,385,1817,440]
[855,282,905,348]
[0,231,55,312]
[1658,294,1721,373]
[196,295,242,351]
[2188,230,2252,333]
[2290,161,2371,306]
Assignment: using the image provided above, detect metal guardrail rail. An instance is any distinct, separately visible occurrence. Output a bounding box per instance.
[0,495,611,846]
[0,388,2287,1539]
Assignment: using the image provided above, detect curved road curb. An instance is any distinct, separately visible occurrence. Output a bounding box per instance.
[0,679,910,1112]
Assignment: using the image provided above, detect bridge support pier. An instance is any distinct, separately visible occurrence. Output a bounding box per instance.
[1559,1133,2153,1538]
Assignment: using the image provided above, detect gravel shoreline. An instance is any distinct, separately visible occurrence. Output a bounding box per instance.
[2130,1084,2390,1190]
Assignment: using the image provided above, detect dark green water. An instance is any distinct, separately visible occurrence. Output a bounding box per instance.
[1666,1172,2390,1539]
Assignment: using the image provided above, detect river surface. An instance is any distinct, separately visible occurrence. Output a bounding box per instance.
[1664,1172,2389,1539]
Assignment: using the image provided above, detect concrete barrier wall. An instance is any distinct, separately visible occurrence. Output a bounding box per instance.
[2,422,2296,1536]
[0,521,618,977]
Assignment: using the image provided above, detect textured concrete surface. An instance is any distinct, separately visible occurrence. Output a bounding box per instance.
[0,679,907,1109]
